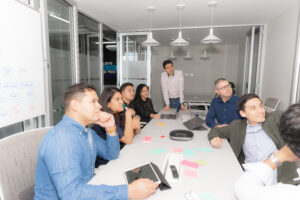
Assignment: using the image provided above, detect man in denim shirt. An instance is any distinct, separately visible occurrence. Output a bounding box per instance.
[206,78,241,128]
[34,83,158,200]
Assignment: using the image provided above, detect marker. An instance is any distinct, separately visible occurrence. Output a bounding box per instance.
[189,191,200,200]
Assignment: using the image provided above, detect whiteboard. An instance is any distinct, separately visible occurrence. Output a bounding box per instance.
[0,0,46,127]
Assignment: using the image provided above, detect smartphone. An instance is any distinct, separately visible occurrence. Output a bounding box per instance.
[170,165,179,179]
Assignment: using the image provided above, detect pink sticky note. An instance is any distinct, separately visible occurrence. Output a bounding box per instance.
[184,170,198,178]
[181,160,200,169]
[142,136,152,143]
[173,148,183,153]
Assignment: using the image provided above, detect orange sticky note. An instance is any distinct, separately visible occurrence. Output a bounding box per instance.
[157,122,165,127]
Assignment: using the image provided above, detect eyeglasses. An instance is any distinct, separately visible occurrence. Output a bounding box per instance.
[217,83,231,91]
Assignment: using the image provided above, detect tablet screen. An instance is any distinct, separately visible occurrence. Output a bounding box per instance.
[125,163,160,184]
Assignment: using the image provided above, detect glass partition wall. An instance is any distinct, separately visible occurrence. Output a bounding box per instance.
[103,25,117,88]
[118,33,151,89]
[78,13,101,93]
[47,0,75,125]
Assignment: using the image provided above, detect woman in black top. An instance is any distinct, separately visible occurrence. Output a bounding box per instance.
[133,84,160,122]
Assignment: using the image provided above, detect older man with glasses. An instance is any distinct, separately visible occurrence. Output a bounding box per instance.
[205,78,242,128]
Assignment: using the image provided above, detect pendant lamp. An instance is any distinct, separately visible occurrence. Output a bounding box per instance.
[200,49,210,60]
[201,1,222,44]
[169,47,176,60]
[171,4,189,46]
[184,45,193,60]
[142,6,160,46]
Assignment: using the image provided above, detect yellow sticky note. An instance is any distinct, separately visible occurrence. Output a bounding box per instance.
[196,160,208,166]
[157,122,165,127]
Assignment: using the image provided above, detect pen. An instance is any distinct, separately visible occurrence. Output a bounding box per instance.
[123,103,128,110]
[189,191,200,200]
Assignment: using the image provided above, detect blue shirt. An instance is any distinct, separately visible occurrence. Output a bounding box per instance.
[243,122,278,163]
[205,95,242,128]
[34,115,128,200]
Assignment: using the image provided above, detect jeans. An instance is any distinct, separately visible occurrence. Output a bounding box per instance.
[169,98,181,109]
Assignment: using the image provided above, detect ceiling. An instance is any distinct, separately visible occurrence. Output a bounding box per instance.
[76,0,297,45]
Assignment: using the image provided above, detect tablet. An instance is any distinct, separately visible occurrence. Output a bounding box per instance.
[124,163,161,184]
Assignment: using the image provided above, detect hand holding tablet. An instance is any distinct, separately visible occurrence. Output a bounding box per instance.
[125,163,161,184]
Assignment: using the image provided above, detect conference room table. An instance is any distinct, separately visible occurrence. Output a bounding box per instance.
[89,110,243,200]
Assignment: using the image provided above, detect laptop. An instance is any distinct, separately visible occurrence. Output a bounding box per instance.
[160,105,181,120]
[183,117,207,131]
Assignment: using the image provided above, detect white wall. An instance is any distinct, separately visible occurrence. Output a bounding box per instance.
[150,44,243,111]
[260,1,300,110]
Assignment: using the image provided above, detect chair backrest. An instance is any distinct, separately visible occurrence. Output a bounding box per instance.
[0,127,51,200]
[264,97,280,113]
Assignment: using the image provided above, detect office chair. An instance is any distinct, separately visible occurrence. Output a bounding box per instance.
[0,127,51,200]
[264,97,280,113]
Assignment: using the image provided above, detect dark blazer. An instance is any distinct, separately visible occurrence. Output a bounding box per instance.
[208,111,298,184]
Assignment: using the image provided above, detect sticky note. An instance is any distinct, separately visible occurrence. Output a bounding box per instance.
[173,148,183,153]
[142,136,152,143]
[184,149,195,156]
[198,193,216,200]
[197,147,213,152]
[181,160,200,169]
[151,148,166,155]
[157,122,165,127]
[184,170,198,178]
[196,160,208,166]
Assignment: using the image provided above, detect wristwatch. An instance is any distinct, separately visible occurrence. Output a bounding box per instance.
[268,153,282,167]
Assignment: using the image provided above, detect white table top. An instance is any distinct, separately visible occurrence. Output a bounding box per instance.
[89,113,243,200]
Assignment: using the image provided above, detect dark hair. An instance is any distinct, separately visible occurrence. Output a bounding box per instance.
[162,60,173,69]
[214,78,228,86]
[279,103,300,158]
[64,83,96,110]
[120,82,134,93]
[238,93,261,111]
[134,84,149,102]
[99,87,123,126]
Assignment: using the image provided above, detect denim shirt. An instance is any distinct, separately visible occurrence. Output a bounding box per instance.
[205,95,242,128]
[34,115,128,200]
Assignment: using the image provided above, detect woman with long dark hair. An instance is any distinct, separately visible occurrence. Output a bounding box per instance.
[133,84,160,123]
[92,87,140,166]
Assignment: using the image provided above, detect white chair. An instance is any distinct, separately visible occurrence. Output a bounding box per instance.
[264,97,280,113]
[0,127,51,200]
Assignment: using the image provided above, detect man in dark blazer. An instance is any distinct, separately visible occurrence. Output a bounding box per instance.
[208,93,298,184]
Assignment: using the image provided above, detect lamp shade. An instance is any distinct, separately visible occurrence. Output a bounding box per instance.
[184,47,193,59]
[170,31,190,46]
[201,28,222,44]
[200,49,210,59]
[143,32,160,46]
[169,51,176,59]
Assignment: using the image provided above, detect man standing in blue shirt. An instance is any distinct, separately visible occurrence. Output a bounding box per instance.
[205,78,241,128]
[34,83,158,200]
